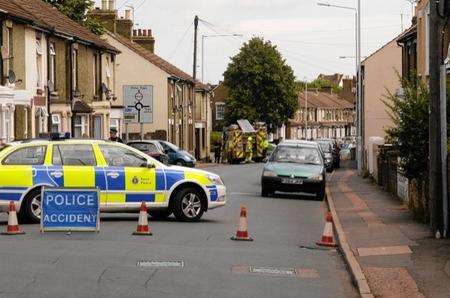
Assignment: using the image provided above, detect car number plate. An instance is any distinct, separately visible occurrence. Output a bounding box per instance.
[282,178,303,185]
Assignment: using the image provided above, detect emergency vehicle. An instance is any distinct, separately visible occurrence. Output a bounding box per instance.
[0,138,226,223]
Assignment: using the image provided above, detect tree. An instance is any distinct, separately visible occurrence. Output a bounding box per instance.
[383,72,429,179]
[296,78,343,93]
[43,0,105,35]
[223,37,298,130]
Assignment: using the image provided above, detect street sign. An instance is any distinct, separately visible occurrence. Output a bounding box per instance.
[123,85,153,124]
[41,188,100,232]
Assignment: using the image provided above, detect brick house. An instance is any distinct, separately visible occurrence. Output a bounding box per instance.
[90,2,211,160]
[0,0,119,142]
[287,89,355,140]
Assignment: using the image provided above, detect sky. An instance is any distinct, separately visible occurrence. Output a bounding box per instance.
[95,0,415,84]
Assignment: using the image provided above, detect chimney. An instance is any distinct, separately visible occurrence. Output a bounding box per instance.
[125,9,132,20]
[132,28,156,53]
[88,3,117,33]
[101,0,108,10]
[116,13,133,39]
[108,0,115,10]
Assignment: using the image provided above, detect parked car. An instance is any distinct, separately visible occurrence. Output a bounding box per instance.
[315,140,334,172]
[261,141,326,200]
[127,140,169,165]
[157,140,196,167]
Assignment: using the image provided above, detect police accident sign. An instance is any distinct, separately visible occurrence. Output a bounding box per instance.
[41,188,100,232]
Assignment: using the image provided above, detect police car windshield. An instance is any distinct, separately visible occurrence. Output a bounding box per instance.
[271,146,322,165]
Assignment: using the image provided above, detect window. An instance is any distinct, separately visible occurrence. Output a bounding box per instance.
[36,37,43,88]
[73,115,86,138]
[100,145,147,167]
[52,144,96,166]
[93,115,102,139]
[51,114,61,133]
[93,53,100,96]
[71,48,78,90]
[129,142,160,154]
[215,102,225,120]
[49,43,56,88]
[3,146,46,165]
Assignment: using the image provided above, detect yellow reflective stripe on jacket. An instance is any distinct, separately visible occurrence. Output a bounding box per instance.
[0,166,33,187]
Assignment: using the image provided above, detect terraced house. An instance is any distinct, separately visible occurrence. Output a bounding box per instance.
[287,88,355,141]
[90,1,212,160]
[0,0,119,143]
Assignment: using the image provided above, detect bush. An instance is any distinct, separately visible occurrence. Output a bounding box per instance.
[210,131,222,152]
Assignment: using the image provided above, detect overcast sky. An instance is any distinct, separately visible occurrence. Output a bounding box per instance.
[95,0,414,83]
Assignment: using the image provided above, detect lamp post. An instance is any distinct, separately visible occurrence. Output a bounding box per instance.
[201,34,242,83]
[304,78,308,140]
[318,1,362,174]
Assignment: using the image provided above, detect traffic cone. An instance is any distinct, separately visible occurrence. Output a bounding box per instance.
[2,201,25,235]
[133,202,152,236]
[231,205,253,241]
[316,212,337,247]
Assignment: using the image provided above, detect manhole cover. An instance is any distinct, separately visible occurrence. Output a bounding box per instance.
[250,267,296,276]
[136,260,184,268]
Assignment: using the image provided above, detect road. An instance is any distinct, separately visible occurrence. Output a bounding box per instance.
[0,163,357,298]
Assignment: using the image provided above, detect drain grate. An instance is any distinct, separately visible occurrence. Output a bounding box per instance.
[250,267,296,276]
[136,260,184,268]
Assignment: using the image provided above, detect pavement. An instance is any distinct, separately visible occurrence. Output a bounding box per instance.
[0,163,357,298]
[328,162,450,298]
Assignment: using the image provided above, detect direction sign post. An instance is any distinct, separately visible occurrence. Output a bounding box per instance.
[123,85,154,139]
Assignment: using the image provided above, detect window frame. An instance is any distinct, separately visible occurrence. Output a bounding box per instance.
[52,144,97,166]
[215,102,225,120]
[49,43,56,89]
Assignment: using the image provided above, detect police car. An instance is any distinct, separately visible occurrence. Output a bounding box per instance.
[0,139,226,223]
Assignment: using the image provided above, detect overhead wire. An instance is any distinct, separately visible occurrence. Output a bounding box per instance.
[169,21,194,60]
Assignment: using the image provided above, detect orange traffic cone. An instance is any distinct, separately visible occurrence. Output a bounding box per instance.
[132,202,152,236]
[2,201,25,235]
[231,205,253,241]
[316,212,337,247]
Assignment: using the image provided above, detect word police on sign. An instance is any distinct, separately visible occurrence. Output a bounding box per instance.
[41,188,100,232]
[123,85,153,124]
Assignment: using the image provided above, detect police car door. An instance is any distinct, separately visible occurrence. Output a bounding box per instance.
[51,143,98,191]
[98,144,165,207]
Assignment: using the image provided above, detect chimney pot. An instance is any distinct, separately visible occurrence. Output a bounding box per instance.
[143,29,147,36]
[138,29,142,36]
[133,29,137,36]
[101,0,108,10]
[148,29,152,36]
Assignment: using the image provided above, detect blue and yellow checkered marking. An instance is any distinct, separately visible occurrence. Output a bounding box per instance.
[165,170,185,189]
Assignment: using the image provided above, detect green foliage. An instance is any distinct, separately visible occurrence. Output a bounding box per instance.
[210,131,222,147]
[383,72,429,179]
[223,37,298,131]
[297,78,343,93]
[43,0,105,35]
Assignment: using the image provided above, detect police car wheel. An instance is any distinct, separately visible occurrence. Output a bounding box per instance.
[173,188,204,221]
[19,188,41,223]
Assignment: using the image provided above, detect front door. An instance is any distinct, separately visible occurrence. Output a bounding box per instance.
[98,144,166,206]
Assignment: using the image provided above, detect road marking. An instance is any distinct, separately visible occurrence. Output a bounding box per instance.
[136,260,184,268]
[231,266,319,278]
[357,245,412,257]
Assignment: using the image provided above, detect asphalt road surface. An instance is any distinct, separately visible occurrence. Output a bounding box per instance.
[0,163,357,298]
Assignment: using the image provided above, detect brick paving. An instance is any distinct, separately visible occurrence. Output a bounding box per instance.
[329,164,450,297]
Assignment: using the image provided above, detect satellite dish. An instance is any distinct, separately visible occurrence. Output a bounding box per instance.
[7,70,15,84]
[48,80,55,92]
[101,83,109,94]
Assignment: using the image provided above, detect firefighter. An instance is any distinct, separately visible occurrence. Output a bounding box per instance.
[245,136,253,163]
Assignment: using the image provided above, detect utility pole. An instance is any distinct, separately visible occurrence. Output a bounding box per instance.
[193,15,199,80]
[356,0,363,175]
[429,1,444,236]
